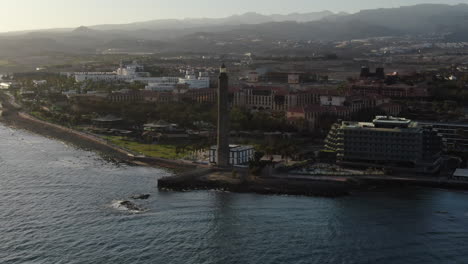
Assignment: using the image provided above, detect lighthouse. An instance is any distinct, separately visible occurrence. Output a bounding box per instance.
[217,64,230,167]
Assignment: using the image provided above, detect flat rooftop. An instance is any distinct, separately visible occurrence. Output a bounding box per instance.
[341,116,418,131]
[341,122,420,131]
[454,169,468,178]
[373,116,413,128]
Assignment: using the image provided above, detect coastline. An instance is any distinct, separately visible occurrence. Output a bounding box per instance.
[0,93,197,171]
[2,92,468,198]
[0,94,361,197]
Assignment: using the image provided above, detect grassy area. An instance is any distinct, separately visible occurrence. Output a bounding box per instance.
[103,136,189,159]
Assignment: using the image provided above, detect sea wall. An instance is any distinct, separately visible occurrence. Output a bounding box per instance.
[158,170,354,197]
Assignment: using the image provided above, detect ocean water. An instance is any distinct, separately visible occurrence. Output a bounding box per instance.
[1,124,468,264]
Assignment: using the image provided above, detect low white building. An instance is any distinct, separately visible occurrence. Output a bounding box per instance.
[33,80,47,86]
[209,145,255,166]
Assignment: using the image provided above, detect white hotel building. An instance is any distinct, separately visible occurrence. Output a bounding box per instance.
[72,62,210,91]
[73,61,143,82]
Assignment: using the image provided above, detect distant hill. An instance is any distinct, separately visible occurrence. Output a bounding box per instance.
[72,26,95,34]
[333,4,468,33]
[2,4,468,58]
[89,11,341,31]
[173,4,468,43]
[217,3,468,40]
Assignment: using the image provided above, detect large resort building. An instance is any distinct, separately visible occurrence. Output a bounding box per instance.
[70,61,210,90]
[324,116,443,174]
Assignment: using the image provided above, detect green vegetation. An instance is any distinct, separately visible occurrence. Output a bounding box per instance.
[103,136,189,159]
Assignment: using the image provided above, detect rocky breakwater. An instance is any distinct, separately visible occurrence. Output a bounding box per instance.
[158,168,356,197]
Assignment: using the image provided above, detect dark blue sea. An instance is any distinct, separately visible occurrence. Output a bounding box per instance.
[1,124,468,264]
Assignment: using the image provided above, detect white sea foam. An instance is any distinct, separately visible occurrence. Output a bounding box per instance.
[111,200,144,213]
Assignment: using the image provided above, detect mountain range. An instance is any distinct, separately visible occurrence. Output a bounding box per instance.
[1,4,468,58]
[0,11,343,36]
[89,11,343,31]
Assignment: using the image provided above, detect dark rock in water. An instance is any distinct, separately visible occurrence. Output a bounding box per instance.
[120,200,143,211]
[131,194,150,200]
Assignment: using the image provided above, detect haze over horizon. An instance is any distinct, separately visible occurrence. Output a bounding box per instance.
[1,0,467,33]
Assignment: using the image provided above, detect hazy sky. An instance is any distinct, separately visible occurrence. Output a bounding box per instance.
[1,0,467,32]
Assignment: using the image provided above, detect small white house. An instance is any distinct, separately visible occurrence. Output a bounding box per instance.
[209,145,255,166]
[33,80,47,86]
